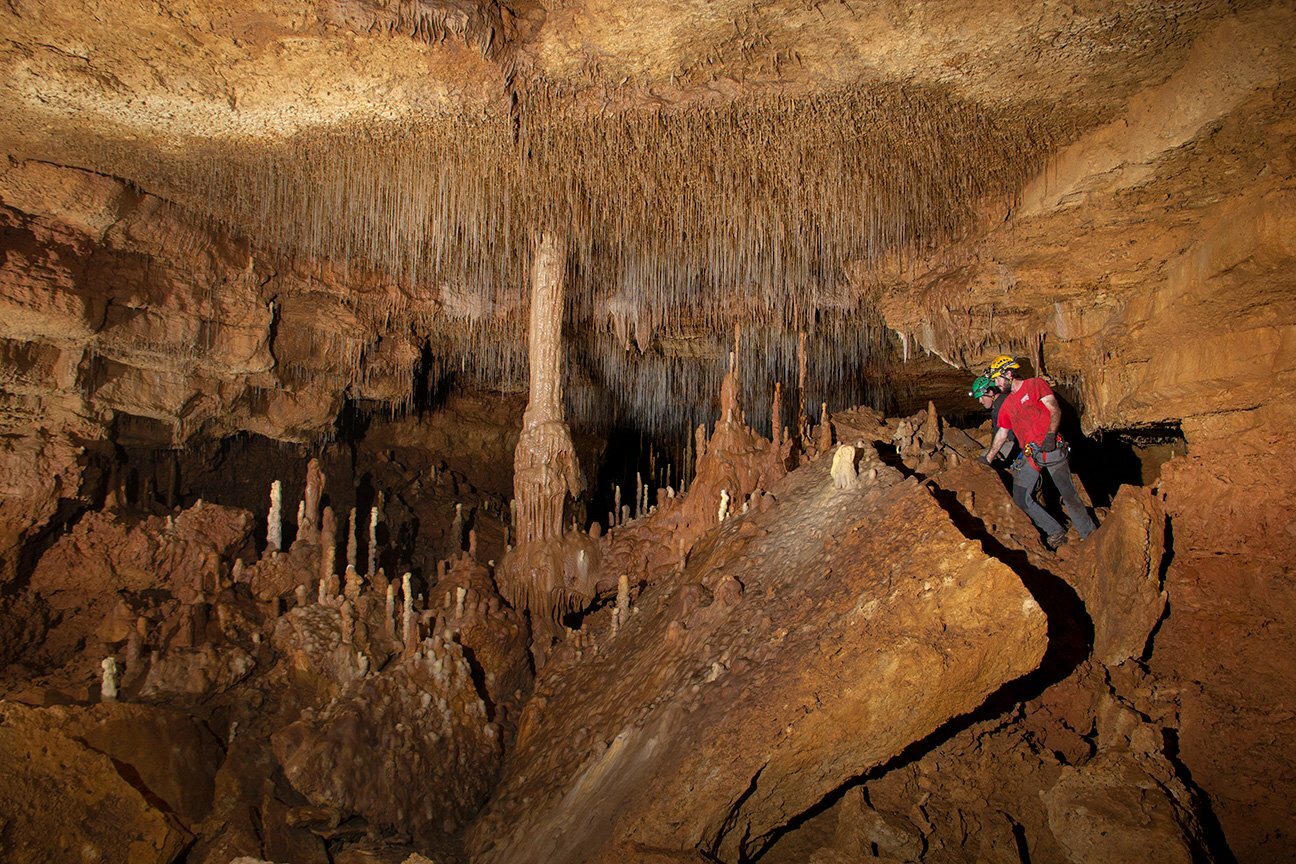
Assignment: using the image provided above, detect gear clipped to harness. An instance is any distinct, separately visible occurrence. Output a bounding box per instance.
[1024,436,1070,470]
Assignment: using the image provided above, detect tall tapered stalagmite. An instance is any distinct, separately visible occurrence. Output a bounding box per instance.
[498,233,599,645]
[512,232,581,548]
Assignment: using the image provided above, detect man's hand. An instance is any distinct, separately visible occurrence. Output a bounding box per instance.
[981,453,996,466]
[1040,433,1058,452]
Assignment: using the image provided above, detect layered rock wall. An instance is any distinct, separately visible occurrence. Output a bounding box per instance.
[872,6,1296,442]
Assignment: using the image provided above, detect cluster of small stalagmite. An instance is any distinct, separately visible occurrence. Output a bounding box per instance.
[0,336,1271,864]
[2,443,534,862]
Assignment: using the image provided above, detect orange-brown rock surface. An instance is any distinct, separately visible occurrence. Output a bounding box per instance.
[469,453,1048,863]
[27,500,255,670]
[0,1,1293,861]
[1148,432,1296,863]
[0,701,192,863]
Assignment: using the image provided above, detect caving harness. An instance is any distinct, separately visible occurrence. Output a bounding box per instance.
[1015,436,1071,472]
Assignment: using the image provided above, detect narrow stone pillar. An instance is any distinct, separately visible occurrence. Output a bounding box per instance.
[497,232,594,659]
[346,506,358,570]
[367,500,381,577]
[267,480,283,552]
[511,232,580,548]
[301,458,325,544]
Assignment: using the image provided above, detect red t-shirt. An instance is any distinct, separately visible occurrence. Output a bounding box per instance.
[996,378,1055,447]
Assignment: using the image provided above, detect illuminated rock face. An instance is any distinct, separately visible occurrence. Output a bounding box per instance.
[508,232,582,552]
[470,456,1049,864]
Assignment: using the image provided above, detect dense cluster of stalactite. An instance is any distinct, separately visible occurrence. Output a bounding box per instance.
[159,84,1067,306]
[87,82,1075,439]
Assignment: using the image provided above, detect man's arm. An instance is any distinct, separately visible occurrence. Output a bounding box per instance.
[984,426,1010,463]
[1041,394,1061,449]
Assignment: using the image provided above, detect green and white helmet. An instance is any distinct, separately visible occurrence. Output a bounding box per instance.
[969,375,997,399]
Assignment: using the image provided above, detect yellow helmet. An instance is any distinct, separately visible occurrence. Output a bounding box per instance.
[985,355,1021,378]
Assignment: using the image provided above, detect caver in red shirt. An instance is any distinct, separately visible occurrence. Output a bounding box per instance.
[995,378,1055,448]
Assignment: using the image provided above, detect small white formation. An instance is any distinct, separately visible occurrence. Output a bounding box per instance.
[385,583,396,635]
[455,586,467,619]
[452,503,465,552]
[718,489,731,522]
[268,479,283,552]
[367,503,381,577]
[612,570,630,636]
[100,657,119,702]
[401,571,414,648]
[346,506,358,570]
[319,506,337,603]
[831,444,859,490]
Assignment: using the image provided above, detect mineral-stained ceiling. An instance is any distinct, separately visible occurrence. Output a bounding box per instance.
[0,0,1259,311]
[3,4,1296,863]
[1,0,1293,441]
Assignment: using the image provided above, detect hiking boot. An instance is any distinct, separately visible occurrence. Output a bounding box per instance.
[1045,531,1068,551]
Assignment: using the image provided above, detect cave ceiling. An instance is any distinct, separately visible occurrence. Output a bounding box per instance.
[2,0,1293,443]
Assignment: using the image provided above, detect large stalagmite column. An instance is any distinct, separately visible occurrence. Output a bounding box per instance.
[512,232,581,547]
[498,233,599,651]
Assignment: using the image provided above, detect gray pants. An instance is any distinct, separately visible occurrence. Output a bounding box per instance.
[1011,451,1098,540]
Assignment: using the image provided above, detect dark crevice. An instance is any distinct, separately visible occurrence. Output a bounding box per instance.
[455,641,496,724]
[706,764,765,863]
[1010,815,1033,864]
[926,482,1093,700]
[1140,515,1176,662]
[1162,728,1238,864]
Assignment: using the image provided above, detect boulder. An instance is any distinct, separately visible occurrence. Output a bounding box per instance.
[469,457,1048,863]
[61,702,225,827]
[1072,485,1168,666]
[28,501,255,665]
[273,633,503,844]
[1041,695,1213,864]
